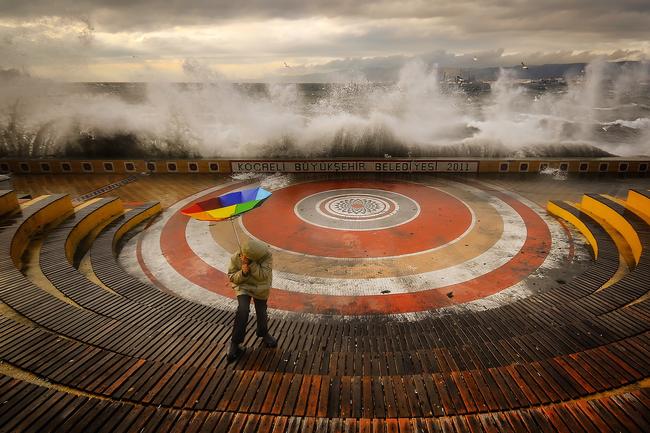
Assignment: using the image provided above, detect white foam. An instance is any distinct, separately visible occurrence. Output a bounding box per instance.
[603,117,650,130]
[2,60,649,158]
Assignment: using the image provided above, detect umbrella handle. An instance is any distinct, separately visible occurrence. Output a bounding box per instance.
[230,217,242,252]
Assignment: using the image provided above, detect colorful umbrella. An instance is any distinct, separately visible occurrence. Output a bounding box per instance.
[181,186,272,249]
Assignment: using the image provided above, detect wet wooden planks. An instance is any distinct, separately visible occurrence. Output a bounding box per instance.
[2,306,648,416]
[89,203,224,324]
[1,373,649,432]
[1,184,649,430]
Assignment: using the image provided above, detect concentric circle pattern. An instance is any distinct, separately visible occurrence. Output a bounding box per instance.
[131,177,571,316]
[244,180,472,258]
[295,189,417,230]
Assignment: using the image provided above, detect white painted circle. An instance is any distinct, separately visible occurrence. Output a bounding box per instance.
[294,188,420,231]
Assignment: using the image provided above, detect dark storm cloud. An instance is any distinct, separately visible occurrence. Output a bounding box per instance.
[1,0,648,80]
[0,0,648,38]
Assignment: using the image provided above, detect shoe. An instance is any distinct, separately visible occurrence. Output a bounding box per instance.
[226,344,244,362]
[262,334,277,348]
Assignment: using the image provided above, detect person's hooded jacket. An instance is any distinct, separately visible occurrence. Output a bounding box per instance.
[228,239,273,300]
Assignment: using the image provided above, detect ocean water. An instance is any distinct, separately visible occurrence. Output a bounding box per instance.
[1,62,648,159]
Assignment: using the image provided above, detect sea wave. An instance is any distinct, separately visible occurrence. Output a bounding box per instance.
[602,117,650,130]
[1,61,649,159]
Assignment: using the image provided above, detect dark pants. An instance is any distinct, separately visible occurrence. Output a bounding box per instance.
[231,295,268,345]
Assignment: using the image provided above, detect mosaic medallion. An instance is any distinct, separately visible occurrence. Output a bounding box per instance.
[294,188,418,230]
[321,194,393,220]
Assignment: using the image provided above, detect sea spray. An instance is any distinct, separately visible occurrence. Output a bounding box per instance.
[0,61,648,159]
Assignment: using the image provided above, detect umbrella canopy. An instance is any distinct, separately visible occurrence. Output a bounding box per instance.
[181,187,272,222]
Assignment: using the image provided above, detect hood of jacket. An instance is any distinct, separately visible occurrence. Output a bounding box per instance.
[241,239,270,261]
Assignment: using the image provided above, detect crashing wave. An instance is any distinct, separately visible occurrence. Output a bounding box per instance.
[1,60,649,159]
[602,117,650,130]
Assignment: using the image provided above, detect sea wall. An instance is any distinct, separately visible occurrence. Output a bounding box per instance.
[0,158,648,175]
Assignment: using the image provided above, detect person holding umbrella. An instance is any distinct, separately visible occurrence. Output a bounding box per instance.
[227,238,277,362]
[180,186,276,362]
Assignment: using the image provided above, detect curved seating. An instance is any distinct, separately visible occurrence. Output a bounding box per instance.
[0,368,648,431]
[1,372,647,433]
[90,203,228,324]
[0,185,648,432]
[0,195,230,365]
[627,189,650,224]
[0,196,124,346]
[5,194,72,268]
[1,308,647,414]
[0,189,19,218]
[581,194,643,265]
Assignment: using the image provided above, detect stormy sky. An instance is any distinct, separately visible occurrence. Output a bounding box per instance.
[0,0,648,81]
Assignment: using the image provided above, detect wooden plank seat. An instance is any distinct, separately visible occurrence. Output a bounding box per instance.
[2,194,73,267]
[38,198,222,329]
[585,194,650,263]
[0,372,649,432]
[544,200,648,307]
[627,189,650,223]
[0,189,19,218]
[0,200,233,364]
[3,296,636,404]
[581,194,645,266]
[3,304,648,396]
[630,189,650,199]
[220,298,649,374]
[547,198,650,311]
[90,203,229,324]
[1,310,648,415]
[0,196,123,350]
[580,193,650,306]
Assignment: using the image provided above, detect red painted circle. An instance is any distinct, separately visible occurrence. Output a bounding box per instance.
[149,180,553,315]
[241,180,473,258]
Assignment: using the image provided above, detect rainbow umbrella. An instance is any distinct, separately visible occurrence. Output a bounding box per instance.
[181,187,272,249]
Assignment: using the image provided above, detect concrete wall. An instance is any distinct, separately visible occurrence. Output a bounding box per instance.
[1,158,648,175]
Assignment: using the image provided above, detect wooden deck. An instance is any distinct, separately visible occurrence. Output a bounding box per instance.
[0,174,649,432]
